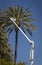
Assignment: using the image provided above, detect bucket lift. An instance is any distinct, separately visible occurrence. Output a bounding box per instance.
[10,18,34,65]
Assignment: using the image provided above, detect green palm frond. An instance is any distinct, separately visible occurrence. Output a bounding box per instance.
[21,22,36,31]
[21,26,25,33]
[27,28,32,36]
[22,8,30,14]
[23,25,32,36]
[7,27,13,35]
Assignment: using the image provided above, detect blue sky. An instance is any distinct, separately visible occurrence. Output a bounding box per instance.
[0,0,42,65]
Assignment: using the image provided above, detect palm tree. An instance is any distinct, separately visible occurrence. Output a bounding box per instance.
[0,11,12,61]
[1,6,36,65]
[0,25,12,61]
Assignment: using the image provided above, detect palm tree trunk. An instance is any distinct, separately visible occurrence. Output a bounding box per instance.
[14,30,18,65]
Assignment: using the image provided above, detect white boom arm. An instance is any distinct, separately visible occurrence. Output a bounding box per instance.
[10,18,34,65]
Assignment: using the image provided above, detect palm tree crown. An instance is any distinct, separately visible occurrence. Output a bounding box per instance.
[2,6,36,36]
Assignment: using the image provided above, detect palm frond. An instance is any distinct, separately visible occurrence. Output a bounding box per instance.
[21,22,36,31]
[24,25,32,36]
[29,24,37,31]
[21,25,25,33]
[22,8,30,14]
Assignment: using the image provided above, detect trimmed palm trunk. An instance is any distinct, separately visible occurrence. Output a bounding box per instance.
[14,29,18,65]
